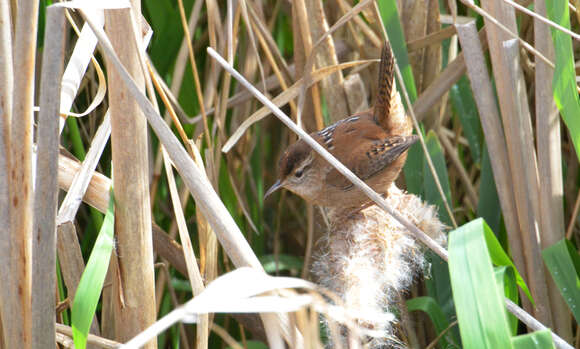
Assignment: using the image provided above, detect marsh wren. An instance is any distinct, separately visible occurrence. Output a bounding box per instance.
[265,43,416,209]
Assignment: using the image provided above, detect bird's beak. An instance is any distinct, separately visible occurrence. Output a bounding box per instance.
[264,179,282,199]
[385,135,419,161]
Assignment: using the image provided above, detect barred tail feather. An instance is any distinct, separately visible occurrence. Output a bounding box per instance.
[374,42,395,129]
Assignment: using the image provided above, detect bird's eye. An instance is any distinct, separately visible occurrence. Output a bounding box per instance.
[295,169,304,178]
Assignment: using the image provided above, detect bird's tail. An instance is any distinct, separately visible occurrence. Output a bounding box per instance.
[373,42,412,136]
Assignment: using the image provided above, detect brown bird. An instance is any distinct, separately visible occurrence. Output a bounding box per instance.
[265,43,416,210]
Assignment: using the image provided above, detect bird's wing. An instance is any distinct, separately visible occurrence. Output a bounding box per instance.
[325,135,416,190]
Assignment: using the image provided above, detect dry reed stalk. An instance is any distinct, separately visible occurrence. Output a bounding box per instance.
[438,131,478,209]
[291,2,316,133]
[293,0,324,131]
[162,147,208,348]
[57,148,195,278]
[201,0,222,127]
[144,31,209,345]
[104,7,157,345]
[222,60,375,153]
[421,0,442,108]
[407,25,456,51]
[502,36,553,326]
[56,111,111,341]
[454,18,526,304]
[56,323,121,349]
[150,58,210,344]
[246,1,292,79]
[482,0,553,324]
[148,0,203,203]
[306,0,350,122]
[412,27,487,121]
[7,0,39,345]
[214,1,242,145]
[534,0,572,341]
[402,0,428,88]
[336,0,382,48]
[82,11,301,348]
[177,0,211,147]
[0,0,13,344]
[31,7,65,347]
[246,18,296,118]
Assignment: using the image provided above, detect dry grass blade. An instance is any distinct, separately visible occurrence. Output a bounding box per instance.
[297,0,373,126]
[32,7,65,347]
[239,0,267,93]
[80,11,299,347]
[501,39,551,324]
[214,2,242,142]
[246,2,292,79]
[210,323,244,349]
[166,0,204,121]
[534,0,572,340]
[412,27,487,121]
[482,0,553,323]
[438,131,477,210]
[222,59,375,153]
[294,0,324,129]
[337,0,381,48]
[501,0,580,41]
[247,7,297,117]
[306,0,350,122]
[149,62,200,124]
[57,145,192,280]
[79,10,261,267]
[59,10,106,132]
[407,25,456,52]
[8,0,39,344]
[162,146,209,348]
[58,152,190,276]
[459,0,554,68]
[0,0,13,343]
[176,0,211,146]
[57,112,110,224]
[120,268,315,349]
[226,170,259,234]
[454,18,524,289]
[56,323,120,349]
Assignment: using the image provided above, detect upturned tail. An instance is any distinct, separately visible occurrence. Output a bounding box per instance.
[373,42,411,136]
[373,42,395,129]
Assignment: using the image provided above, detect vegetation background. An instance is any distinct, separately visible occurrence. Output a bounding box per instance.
[0,0,578,348]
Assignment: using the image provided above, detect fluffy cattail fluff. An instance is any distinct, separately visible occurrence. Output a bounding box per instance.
[312,184,447,348]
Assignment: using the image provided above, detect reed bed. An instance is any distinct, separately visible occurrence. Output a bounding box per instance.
[0,0,578,348]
